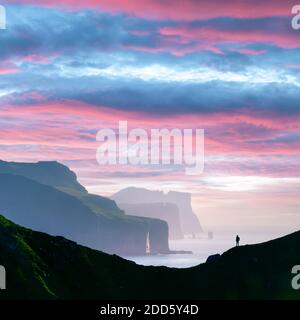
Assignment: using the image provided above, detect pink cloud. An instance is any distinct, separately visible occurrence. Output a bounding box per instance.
[159,26,300,49]
[0,67,19,75]
[0,101,300,159]
[1,100,300,186]
[6,0,295,20]
[231,48,267,55]
[21,54,50,64]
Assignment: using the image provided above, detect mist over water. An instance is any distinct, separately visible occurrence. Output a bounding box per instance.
[124,230,290,268]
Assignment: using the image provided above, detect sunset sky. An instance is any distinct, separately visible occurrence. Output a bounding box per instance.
[0,0,300,236]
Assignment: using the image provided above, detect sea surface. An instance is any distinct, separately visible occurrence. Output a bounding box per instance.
[123,231,284,268]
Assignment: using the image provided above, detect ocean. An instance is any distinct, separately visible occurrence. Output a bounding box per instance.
[123,231,284,268]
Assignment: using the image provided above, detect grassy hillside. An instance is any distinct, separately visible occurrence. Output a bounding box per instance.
[0,215,299,300]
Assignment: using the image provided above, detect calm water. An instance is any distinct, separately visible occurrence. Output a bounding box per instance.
[123,231,282,268]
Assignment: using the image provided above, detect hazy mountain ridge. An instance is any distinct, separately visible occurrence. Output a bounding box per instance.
[0,160,170,255]
[0,160,86,193]
[0,160,122,218]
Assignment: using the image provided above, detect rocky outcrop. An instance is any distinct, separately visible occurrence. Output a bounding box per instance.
[112,187,202,236]
[0,161,170,256]
[147,218,170,254]
[118,202,183,239]
[206,254,221,263]
[166,191,202,235]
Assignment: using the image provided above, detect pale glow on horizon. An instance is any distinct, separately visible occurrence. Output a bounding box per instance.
[202,175,300,192]
[55,64,300,86]
[84,174,300,195]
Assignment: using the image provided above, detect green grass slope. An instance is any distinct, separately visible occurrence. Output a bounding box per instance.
[0,215,299,300]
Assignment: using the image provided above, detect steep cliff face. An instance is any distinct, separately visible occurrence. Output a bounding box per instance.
[0,160,86,193]
[147,218,170,254]
[166,191,202,234]
[0,160,124,218]
[112,187,202,235]
[0,174,99,248]
[118,203,183,239]
[0,161,169,255]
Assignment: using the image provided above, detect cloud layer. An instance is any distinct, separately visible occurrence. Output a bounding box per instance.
[0,2,300,233]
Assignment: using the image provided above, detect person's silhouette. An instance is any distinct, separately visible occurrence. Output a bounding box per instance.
[236,235,240,247]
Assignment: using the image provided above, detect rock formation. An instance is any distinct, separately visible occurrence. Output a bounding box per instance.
[112,187,202,236]
[117,202,183,239]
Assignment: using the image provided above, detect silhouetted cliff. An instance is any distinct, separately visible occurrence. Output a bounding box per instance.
[112,187,202,235]
[0,160,86,193]
[118,202,183,239]
[0,161,169,255]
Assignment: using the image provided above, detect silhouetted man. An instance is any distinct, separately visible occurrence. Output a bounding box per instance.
[236,235,240,247]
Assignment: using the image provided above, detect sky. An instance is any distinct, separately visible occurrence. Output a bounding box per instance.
[0,0,300,236]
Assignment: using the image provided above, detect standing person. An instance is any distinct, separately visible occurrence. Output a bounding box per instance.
[236,235,240,247]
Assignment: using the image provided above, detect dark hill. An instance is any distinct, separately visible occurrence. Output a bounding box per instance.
[0,215,299,300]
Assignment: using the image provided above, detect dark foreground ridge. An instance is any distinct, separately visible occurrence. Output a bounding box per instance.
[0,215,299,300]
